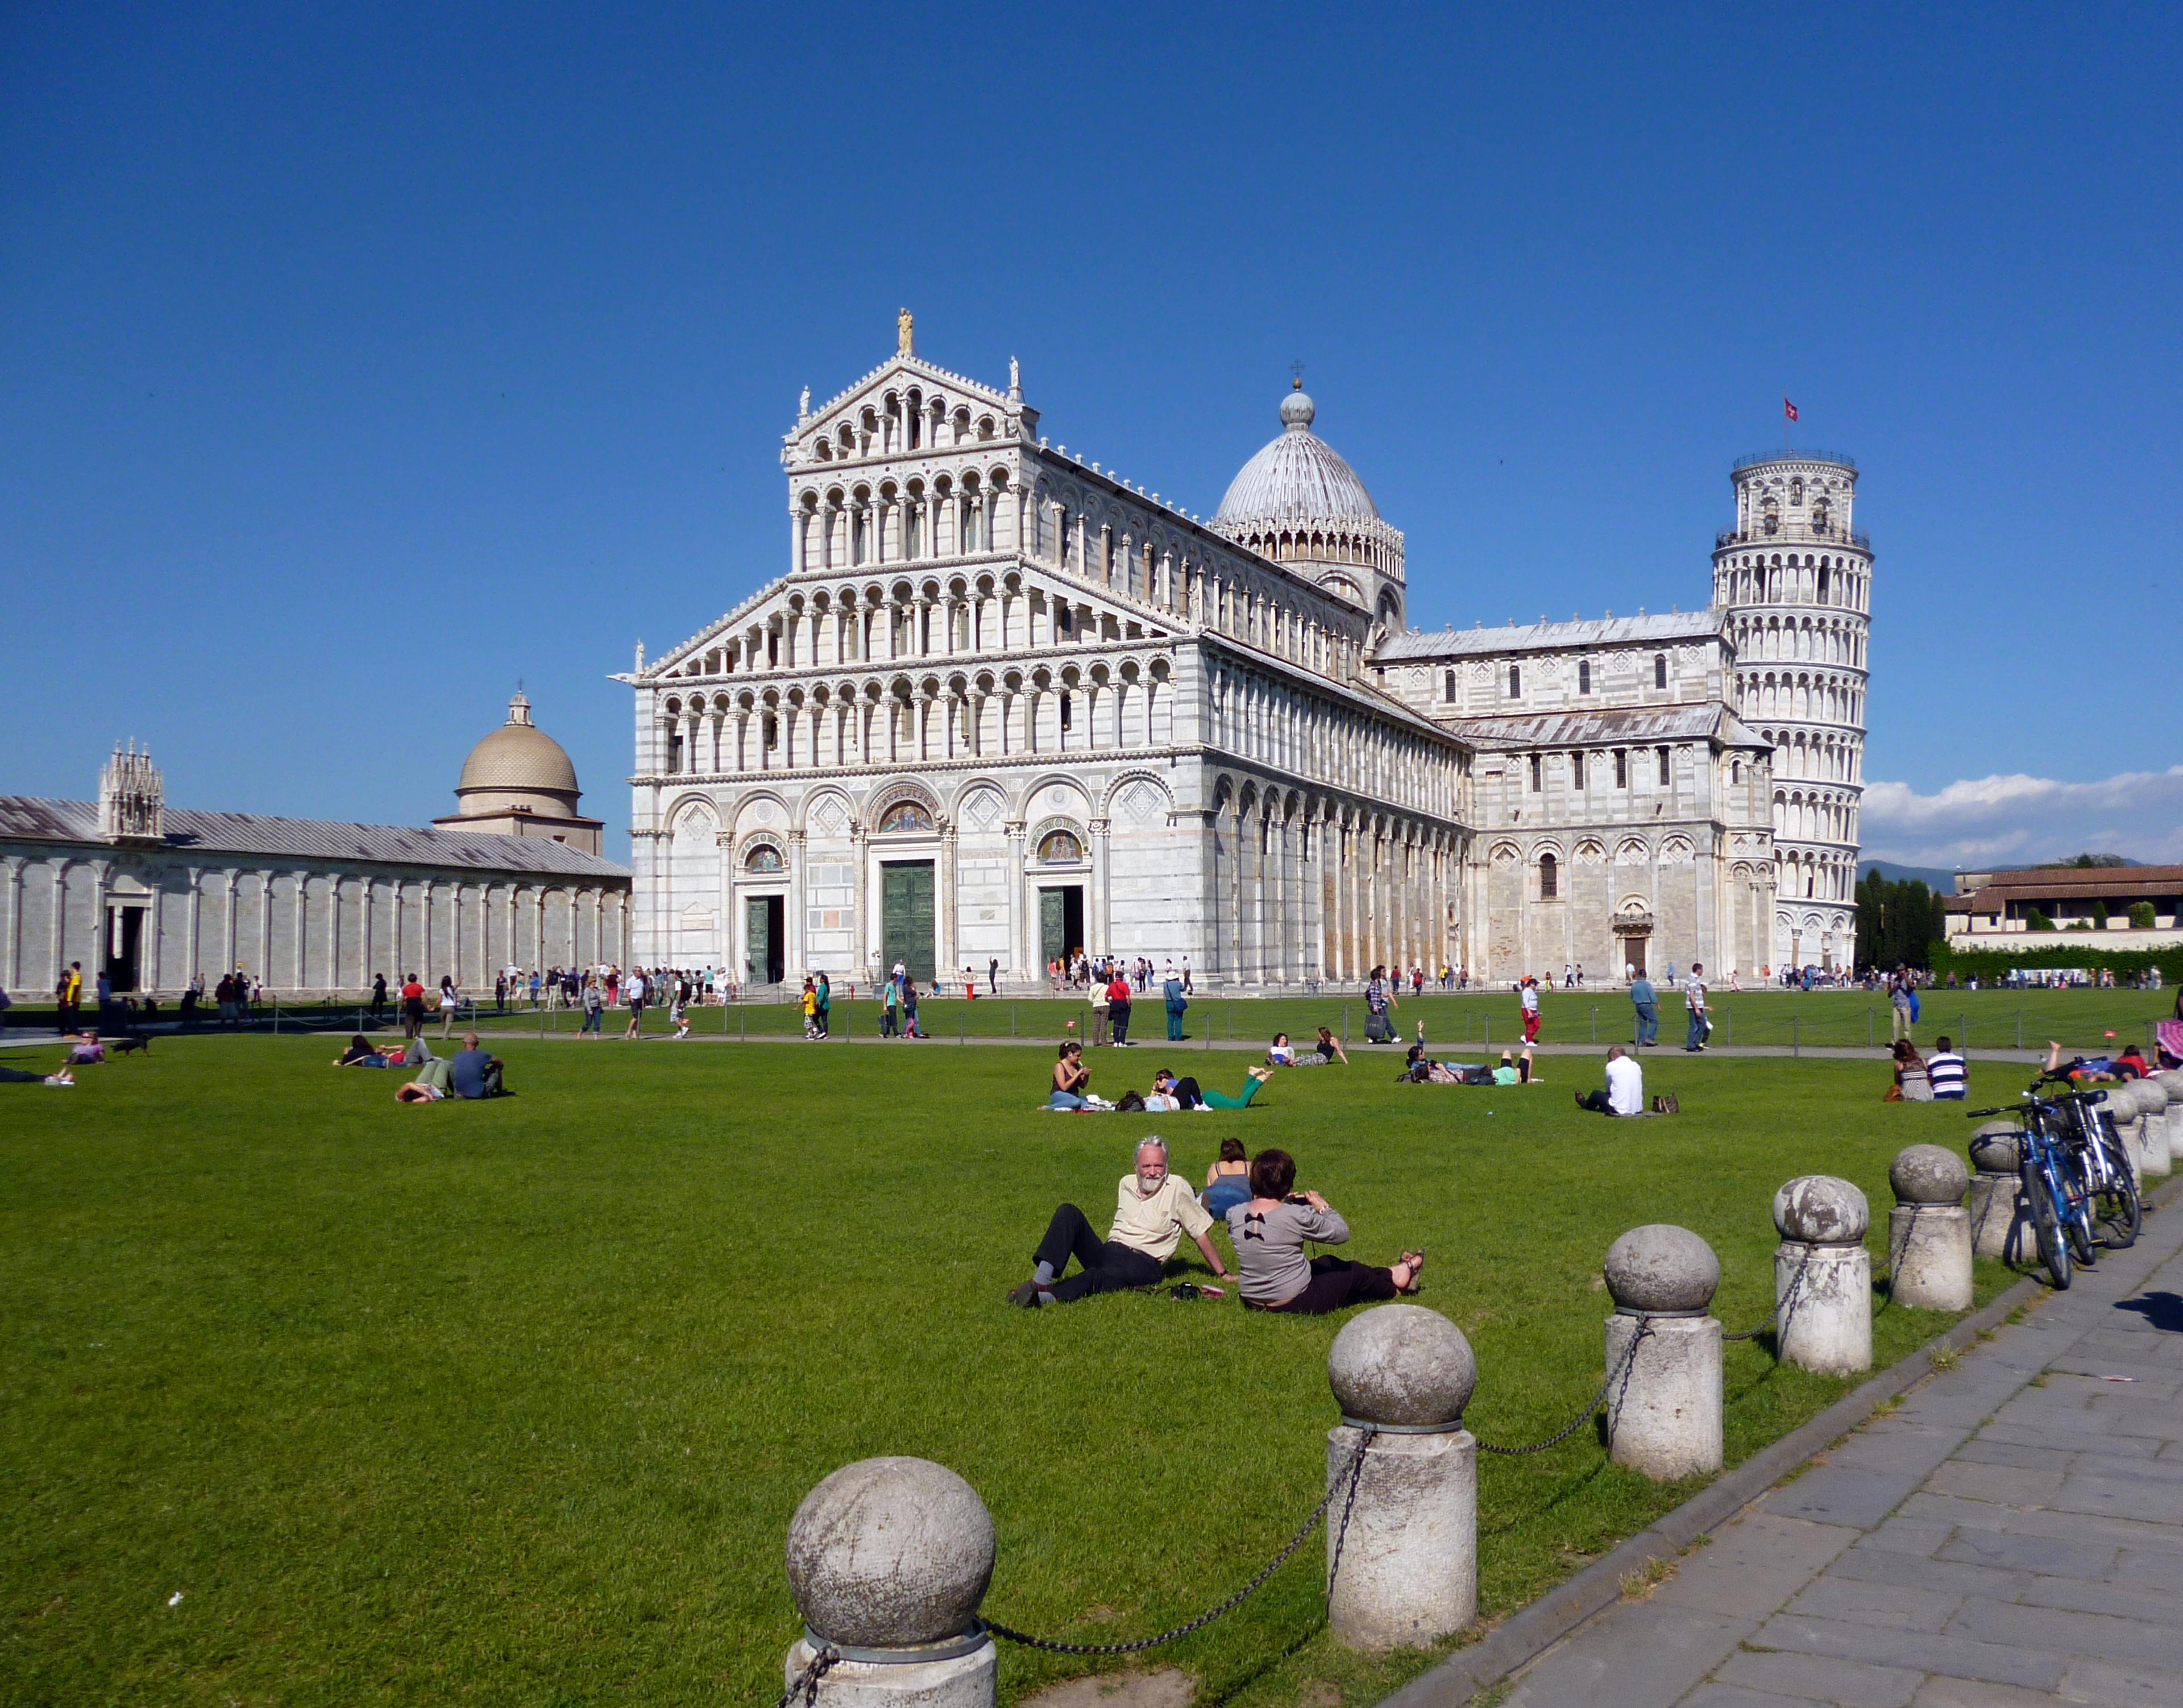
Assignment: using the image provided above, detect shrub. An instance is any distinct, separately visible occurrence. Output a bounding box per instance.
[2131,901,2157,929]
[2027,909,2056,931]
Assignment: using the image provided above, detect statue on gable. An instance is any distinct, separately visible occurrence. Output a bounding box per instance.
[897,308,914,356]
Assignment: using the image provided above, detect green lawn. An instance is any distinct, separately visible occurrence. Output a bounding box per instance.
[3,1037,2021,1706]
[444,981,2177,1056]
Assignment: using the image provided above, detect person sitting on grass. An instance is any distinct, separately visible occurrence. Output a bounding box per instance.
[1009,1137,1232,1307]
[1150,1066,1273,1110]
[1049,1042,1093,1110]
[450,1033,506,1098]
[0,1062,74,1086]
[333,1033,388,1068]
[1926,1035,1968,1100]
[1887,1038,1933,1101]
[1202,1137,1252,1218]
[1575,1045,1644,1115]
[65,1031,106,1066]
[1230,1147,1422,1315]
[1266,1032,1298,1066]
[1289,1025,1348,1066]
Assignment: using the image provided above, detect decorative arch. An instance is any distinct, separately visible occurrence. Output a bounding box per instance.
[865,780,942,833]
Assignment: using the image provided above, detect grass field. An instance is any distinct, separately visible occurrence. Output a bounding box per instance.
[410,981,2172,1056]
[2,1035,2025,1706]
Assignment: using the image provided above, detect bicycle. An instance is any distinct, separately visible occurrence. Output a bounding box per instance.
[2037,1076,2140,1252]
[1965,1097,2087,1290]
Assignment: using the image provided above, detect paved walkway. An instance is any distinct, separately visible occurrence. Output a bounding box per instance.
[1500,1204,2183,1707]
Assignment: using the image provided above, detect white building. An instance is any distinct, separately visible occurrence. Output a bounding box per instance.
[1711,453,1871,969]
[0,697,630,1000]
[626,324,1870,987]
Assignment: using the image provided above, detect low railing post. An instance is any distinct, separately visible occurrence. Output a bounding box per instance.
[1774,1175,1873,1374]
[1603,1226,1723,1480]
[1325,1305,1477,1651]
[783,1458,998,1708]
[1889,1146,1973,1311]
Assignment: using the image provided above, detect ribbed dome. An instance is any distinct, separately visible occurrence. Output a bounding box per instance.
[456,691,579,796]
[1213,385,1380,526]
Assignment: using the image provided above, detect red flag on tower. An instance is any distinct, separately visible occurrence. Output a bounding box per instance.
[1783,398,1800,422]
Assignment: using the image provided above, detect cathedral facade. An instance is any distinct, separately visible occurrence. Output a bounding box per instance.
[625,327,1868,988]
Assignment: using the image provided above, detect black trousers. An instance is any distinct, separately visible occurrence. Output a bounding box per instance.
[1110,1000,1131,1044]
[1034,1203,1164,1302]
[1251,1255,1398,1315]
[1576,1090,1616,1114]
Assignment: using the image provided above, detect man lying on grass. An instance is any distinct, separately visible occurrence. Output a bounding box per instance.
[1009,1137,1232,1307]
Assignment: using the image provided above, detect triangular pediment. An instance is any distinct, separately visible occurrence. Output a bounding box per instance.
[783,350,1034,469]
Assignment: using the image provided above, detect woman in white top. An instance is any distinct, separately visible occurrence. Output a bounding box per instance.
[437,976,460,1038]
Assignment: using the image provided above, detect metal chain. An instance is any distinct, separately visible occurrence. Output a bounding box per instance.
[1723,1242,1811,1343]
[986,1428,1377,1656]
[773,1645,837,1708]
[1873,1203,1923,1320]
[1476,1320,1651,1456]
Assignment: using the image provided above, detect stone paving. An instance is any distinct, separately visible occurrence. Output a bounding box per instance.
[1500,1203,2183,1707]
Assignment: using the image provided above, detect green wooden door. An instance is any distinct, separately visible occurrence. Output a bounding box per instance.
[1040,888,1066,968]
[746,896,772,985]
[882,861,936,984]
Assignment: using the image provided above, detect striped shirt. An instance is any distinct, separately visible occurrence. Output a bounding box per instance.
[1927,1051,1968,1099]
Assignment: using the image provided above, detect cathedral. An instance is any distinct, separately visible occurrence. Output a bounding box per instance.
[625,320,1870,988]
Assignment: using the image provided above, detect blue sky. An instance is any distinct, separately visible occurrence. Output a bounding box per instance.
[5,6,2178,868]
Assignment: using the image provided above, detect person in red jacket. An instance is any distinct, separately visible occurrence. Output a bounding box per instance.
[1106,970,1135,1046]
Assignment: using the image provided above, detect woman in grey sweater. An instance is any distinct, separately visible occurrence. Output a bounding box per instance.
[1227,1148,1423,1315]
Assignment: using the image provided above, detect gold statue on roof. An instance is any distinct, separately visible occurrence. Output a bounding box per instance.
[897,307,914,356]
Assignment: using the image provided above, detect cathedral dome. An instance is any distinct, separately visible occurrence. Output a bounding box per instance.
[456,691,580,800]
[1213,384,1381,526]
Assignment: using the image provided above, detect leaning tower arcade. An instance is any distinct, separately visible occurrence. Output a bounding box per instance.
[1711,452,1870,972]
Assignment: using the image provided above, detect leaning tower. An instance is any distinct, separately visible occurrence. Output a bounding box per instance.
[1711,451,1871,972]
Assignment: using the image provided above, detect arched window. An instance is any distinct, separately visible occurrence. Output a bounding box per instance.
[745,844,783,873]
[1578,659,1592,694]
[875,799,935,834]
[1059,691,1074,730]
[1731,759,1742,784]
[1530,753,1542,792]
[1508,664,1522,698]
[962,501,982,553]
[1790,476,1804,505]
[1539,852,1558,899]
[1037,829,1083,864]
[1654,653,1668,689]
[1443,669,1456,701]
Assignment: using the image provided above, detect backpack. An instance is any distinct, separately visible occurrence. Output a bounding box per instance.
[1651,1093,1679,1114]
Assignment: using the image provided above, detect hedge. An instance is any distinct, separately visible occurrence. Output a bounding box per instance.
[1931,940,2183,982]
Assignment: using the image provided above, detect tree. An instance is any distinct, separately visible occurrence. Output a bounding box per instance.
[2131,901,2156,929]
[1856,872,1948,969]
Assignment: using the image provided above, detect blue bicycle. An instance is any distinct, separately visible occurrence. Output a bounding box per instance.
[1966,1093,2093,1290]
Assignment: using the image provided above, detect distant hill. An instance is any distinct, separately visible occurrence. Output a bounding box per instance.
[1860,859,1961,893]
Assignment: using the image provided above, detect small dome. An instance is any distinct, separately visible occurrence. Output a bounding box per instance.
[456,690,579,797]
[1213,382,1381,527]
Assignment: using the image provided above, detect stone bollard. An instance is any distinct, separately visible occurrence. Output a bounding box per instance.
[784,1457,997,1708]
[1325,1303,1478,1652]
[2161,1073,2183,1164]
[1602,1225,1723,1481]
[1773,1176,1873,1374]
[1966,1122,2027,1261]
[2116,1080,2170,1180]
[1889,1145,1974,1312]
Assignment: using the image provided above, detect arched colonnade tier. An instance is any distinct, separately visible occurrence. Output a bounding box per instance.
[650,656,1177,776]
[1727,610,1867,669]
[1713,550,1871,616]
[1775,838,1858,904]
[1753,723,1863,786]
[0,856,628,999]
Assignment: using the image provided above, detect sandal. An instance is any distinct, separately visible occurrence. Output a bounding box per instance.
[1396,1250,1426,1294]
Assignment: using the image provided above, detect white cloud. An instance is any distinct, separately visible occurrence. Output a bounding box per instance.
[1862,766,2183,869]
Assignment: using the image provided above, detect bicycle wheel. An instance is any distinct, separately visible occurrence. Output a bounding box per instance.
[2095,1151,2143,1249]
[2025,1167,2072,1290]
